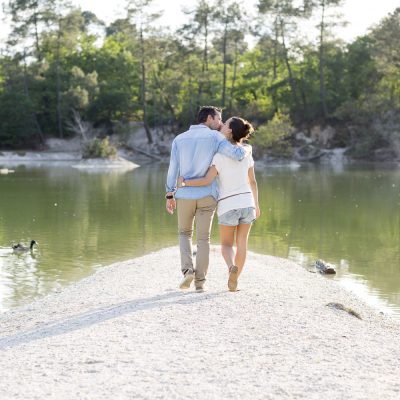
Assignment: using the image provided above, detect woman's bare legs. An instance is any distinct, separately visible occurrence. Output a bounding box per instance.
[235,223,252,277]
[219,225,236,269]
[220,223,252,291]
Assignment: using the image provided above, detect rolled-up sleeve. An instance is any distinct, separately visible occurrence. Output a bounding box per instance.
[215,133,246,160]
[166,140,179,192]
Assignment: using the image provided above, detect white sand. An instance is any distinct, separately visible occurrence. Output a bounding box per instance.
[0,246,399,400]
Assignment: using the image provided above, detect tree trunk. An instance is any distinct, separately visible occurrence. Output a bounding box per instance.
[229,41,239,112]
[319,0,328,119]
[271,17,279,113]
[56,20,63,138]
[203,15,209,73]
[140,26,153,144]
[273,17,278,81]
[33,9,42,62]
[201,14,211,98]
[280,19,301,113]
[221,21,228,107]
[188,61,194,120]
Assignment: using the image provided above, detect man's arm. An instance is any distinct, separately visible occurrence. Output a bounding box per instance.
[166,140,179,193]
[165,141,179,214]
[215,132,251,160]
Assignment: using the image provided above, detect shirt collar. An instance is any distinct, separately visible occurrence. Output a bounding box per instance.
[189,124,209,130]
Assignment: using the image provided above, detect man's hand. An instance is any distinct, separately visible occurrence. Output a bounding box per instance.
[166,198,176,215]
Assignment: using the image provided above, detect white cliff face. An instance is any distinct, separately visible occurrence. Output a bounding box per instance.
[45,137,82,152]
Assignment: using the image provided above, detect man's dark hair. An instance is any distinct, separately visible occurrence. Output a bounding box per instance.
[197,106,222,123]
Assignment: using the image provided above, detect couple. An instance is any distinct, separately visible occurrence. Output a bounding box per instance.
[165,106,260,292]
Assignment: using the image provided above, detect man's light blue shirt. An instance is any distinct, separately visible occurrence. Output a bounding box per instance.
[166,124,247,200]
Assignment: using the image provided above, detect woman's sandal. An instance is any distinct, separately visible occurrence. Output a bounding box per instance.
[228,265,239,292]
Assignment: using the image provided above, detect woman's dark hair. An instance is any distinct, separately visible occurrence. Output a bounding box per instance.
[197,106,222,123]
[229,117,254,143]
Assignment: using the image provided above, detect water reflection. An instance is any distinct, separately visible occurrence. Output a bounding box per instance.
[0,162,399,315]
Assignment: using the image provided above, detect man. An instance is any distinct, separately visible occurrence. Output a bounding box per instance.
[165,106,250,292]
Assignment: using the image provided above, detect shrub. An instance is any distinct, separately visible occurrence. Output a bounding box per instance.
[82,136,117,159]
[252,111,293,158]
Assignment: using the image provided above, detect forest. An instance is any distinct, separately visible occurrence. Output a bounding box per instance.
[0,0,399,161]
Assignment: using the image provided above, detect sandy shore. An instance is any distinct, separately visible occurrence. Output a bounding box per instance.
[0,246,399,400]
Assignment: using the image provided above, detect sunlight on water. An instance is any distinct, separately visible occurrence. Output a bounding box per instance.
[0,162,399,315]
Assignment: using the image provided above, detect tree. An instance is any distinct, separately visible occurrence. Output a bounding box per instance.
[126,0,162,144]
[5,0,59,61]
[307,0,346,120]
[370,8,400,107]
[212,1,246,108]
[40,6,87,137]
[181,0,213,102]
[257,0,310,120]
[0,56,39,148]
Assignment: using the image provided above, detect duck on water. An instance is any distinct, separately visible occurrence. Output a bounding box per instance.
[12,240,38,252]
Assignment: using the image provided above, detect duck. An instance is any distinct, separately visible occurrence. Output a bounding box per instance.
[12,240,38,252]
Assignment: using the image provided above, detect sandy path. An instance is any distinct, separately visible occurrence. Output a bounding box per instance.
[0,246,399,399]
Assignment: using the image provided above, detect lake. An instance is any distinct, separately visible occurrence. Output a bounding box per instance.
[0,162,399,315]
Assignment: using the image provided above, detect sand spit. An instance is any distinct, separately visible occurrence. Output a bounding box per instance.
[0,246,399,400]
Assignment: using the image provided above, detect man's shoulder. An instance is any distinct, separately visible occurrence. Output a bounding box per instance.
[174,128,190,139]
[174,125,219,142]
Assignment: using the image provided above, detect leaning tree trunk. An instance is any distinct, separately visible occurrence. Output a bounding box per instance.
[187,60,194,120]
[198,14,210,100]
[228,41,239,112]
[319,0,329,119]
[55,20,63,138]
[139,26,153,144]
[280,18,301,114]
[221,21,228,107]
[271,17,280,113]
[33,9,42,62]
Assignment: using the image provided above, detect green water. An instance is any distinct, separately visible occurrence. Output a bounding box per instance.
[0,163,399,314]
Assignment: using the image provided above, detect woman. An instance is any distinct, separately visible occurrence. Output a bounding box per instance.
[177,117,260,292]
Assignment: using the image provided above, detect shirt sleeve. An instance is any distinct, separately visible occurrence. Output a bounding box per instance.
[165,140,179,192]
[248,155,254,168]
[211,154,220,173]
[214,132,245,160]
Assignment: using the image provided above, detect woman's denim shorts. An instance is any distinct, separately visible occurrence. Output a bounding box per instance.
[218,207,256,226]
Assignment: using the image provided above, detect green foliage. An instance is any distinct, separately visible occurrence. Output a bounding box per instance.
[0,2,398,160]
[252,111,293,158]
[0,90,37,148]
[82,136,117,159]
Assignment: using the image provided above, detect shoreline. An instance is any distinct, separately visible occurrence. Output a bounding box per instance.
[1,246,399,399]
[1,150,399,167]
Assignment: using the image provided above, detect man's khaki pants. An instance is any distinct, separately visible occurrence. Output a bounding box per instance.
[177,196,217,287]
